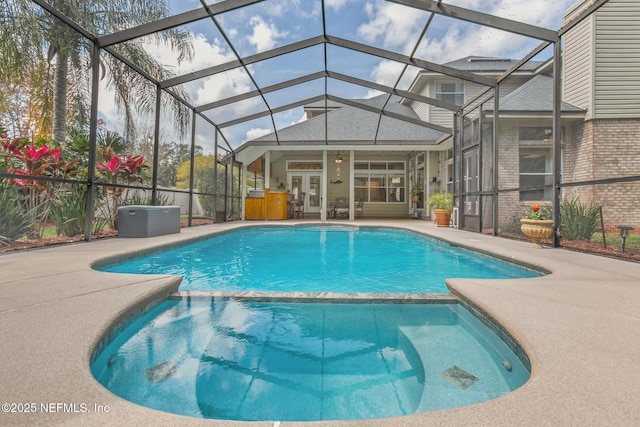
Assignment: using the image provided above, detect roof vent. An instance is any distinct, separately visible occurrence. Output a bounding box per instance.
[468,57,511,62]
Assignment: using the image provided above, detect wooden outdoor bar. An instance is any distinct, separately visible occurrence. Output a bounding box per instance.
[245,189,290,220]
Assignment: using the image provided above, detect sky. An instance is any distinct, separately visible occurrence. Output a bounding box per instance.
[97,0,579,151]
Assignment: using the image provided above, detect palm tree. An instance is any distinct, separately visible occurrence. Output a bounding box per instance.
[0,0,193,142]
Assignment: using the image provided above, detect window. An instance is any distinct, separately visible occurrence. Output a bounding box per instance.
[436,82,464,104]
[286,161,323,170]
[519,127,553,141]
[354,161,405,203]
[519,146,553,201]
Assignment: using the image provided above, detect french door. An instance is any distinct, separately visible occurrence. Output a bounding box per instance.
[288,173,322,213]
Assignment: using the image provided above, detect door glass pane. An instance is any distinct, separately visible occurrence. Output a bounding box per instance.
[291,175,303,197]
[309,176,321,208]
[370,174,386,202]
[463,149,479,215]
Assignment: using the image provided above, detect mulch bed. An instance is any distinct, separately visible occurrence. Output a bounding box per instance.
[0,219,214,254]
[502,230,640,263]
[4,222,639,263]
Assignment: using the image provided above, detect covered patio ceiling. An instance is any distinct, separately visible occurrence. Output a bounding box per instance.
[36,0,604,153]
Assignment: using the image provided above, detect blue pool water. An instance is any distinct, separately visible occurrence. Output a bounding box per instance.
[91,298,529,421]
[99,226,538,293]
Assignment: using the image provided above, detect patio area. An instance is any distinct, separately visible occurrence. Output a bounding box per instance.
[1,220,639,426]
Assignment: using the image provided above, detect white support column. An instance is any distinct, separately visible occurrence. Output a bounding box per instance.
[349,150,355,221]
[321,150,328,221]
[241,163,248,220]
[264,151,271,189]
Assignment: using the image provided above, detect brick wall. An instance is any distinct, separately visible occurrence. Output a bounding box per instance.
[589,119,640,226]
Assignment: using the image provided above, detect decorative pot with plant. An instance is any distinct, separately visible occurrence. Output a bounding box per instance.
[427,191,453,227]
[520,203,554,248]
[411,185,421,202]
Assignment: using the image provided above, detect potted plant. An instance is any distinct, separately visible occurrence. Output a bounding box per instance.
[411,185,421,202]
[520,203,554,248]
[427,192,453,227]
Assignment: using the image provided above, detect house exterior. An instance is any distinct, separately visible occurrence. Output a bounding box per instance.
[236,0,639,230]
[561,0,640,225]
[236,57,582,226]
[404,57,585,231]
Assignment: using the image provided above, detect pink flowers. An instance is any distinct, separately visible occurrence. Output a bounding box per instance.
[1,139,65,188]
[97,154,147,184]
[21,145,62,163]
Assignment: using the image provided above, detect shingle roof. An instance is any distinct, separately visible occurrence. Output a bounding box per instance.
[243,95,445,147]
[443,56,546,72]
[486,74,584,113]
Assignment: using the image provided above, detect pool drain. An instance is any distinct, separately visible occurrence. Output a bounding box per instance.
[440,365,478,390]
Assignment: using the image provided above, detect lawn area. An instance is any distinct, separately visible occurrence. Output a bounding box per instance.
[591,232,640,249]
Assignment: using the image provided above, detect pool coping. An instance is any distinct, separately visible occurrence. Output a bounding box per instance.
[2,219,640,426]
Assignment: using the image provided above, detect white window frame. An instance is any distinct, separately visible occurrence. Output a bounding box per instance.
[435,81,465,105]
[354,161,406,204]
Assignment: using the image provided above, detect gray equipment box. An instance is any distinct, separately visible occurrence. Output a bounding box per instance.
[117,206,180,238]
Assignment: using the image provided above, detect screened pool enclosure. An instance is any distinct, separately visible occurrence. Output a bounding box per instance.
[2,0,639,256]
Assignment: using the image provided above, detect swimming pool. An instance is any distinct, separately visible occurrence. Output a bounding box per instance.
[91,298,530,421]
[98,225,538,293]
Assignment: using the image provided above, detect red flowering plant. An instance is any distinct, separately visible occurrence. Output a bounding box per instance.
[525,203,552,220]
[1,135,80,237]
[96,146,149,229]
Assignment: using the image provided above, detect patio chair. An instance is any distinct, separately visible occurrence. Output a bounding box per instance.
[355,198,364,219]
[334,197,349,219]
[293,192,305,218]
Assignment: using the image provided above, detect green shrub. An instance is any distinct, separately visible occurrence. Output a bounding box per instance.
[560,197,601,241]
[50,186,87,237]
[0,183,35,246]
[129,191,170,207]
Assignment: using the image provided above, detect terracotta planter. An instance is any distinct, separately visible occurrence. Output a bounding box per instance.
[433,209,451,227]
[520,219,554,248]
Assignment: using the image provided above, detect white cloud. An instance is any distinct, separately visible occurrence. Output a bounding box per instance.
[437,0,574,28]
[245,127,273,141]
[356,0,575,64]
[325,0,352,11]
[357,1,425,52]
[363,59,406,98]
[247,16,289,52]
[140,33,235,75]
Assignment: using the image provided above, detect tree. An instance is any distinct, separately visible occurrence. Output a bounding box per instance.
[176,156,215,190]
[157,143,202,188]
[0,0,193,142]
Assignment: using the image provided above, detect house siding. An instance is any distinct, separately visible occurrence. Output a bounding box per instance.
[563,12,593,118]
[594,0,640,119]
[411,100,431,123]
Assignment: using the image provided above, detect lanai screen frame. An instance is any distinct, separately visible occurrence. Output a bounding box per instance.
[4,0,611,245]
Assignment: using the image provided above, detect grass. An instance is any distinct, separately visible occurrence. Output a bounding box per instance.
[590,232,640,249]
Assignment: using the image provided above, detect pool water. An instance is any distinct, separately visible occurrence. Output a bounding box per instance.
[99,226,538,293]
[91,298,529,421]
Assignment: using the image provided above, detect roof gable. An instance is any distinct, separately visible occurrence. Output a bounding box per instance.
[492,74,584,113]
[242,95,446,147]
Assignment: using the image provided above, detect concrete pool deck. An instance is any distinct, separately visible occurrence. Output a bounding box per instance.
[1,220,639,426]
